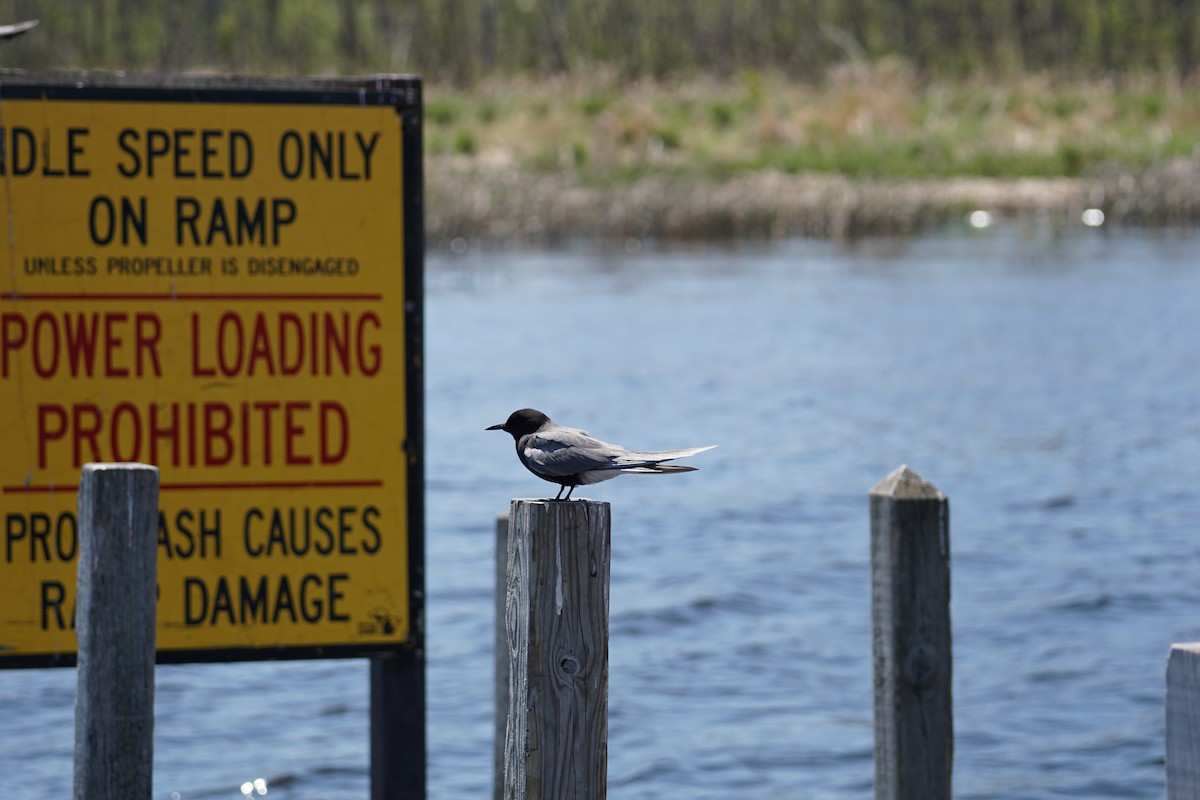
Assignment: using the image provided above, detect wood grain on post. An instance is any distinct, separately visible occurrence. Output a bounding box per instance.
[870,465,952,800]
[1167,643,1200,798]
[504,499,610,800]
[495,511,510,800]
[74,463,160,800]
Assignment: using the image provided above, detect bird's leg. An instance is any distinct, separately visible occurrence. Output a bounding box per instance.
[563,485,575,501]
[553,484,565,501]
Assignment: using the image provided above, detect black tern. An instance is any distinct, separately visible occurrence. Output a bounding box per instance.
[487,408,716,500]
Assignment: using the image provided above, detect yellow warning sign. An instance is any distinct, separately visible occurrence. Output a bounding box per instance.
[0,78,422,665]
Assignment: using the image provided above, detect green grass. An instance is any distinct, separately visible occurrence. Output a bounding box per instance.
[422,68,1200,182]
[453,130,476,155]
[426,97,464,127]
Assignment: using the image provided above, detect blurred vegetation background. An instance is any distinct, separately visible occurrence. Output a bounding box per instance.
[0,0,1196,82]
[1,0,1197,236]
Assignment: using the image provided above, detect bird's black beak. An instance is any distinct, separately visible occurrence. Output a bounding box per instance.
[486,423,505,431]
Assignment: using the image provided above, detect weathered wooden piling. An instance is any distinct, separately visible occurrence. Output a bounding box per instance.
[504,499,610,800]
[1166,643,1200,798]
[73,462,160,800]
[495,511,511,800]
[870,465,952,800]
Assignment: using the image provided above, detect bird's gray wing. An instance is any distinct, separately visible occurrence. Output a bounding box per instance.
[615,444,717,464]
[522,429,621,477]
[0,20,37,40]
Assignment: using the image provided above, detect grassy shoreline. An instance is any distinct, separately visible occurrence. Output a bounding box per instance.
[424,68,1200,242]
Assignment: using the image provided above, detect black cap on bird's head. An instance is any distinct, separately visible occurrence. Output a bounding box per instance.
[486,408,551,439]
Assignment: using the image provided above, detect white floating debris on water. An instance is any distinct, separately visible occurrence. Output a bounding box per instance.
[967,210,993,229]
[1082,208,1105,227]
[240,777,269,797]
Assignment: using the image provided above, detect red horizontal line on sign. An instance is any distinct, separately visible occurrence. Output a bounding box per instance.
[5,293,383,302]
[2,478,385,494]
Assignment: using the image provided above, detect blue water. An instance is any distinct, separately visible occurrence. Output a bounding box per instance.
[3,223,1199,798]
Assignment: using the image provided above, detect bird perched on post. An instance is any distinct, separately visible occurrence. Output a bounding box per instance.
[487,408,715,500]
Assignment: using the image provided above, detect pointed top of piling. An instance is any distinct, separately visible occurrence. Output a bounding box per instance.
[870,464,944,500]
